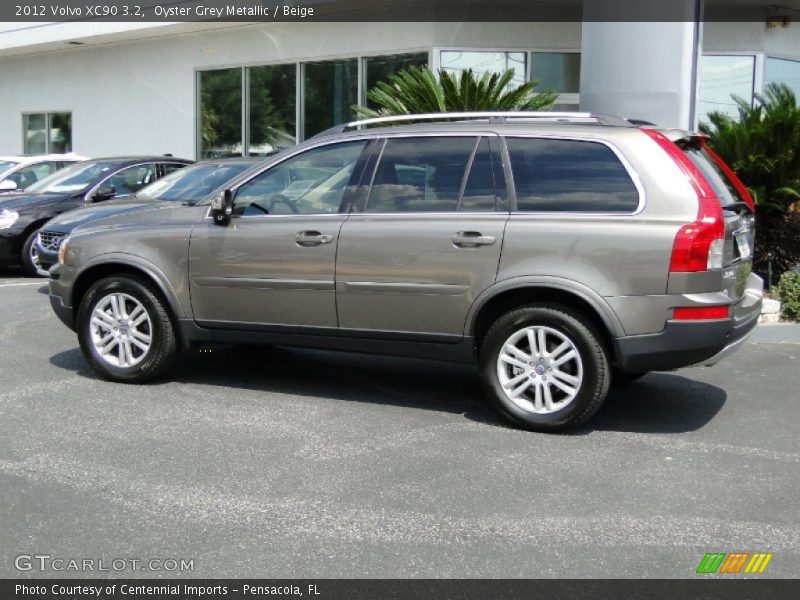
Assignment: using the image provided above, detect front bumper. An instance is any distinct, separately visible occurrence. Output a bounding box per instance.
[0,232,21,267]
[48,266,75,331]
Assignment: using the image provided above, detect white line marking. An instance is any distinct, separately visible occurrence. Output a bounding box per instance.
[0,282,45,287]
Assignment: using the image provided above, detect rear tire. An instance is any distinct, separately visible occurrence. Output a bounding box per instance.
[77,275,178,383]
[479,304,611,432]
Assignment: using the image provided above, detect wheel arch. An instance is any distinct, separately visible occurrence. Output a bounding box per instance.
[71,256,187,325]
[467,278,625,358]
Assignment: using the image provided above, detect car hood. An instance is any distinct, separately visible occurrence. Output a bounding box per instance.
[70,202,204,237]
[42,199,161,234]
[0,192,71,212]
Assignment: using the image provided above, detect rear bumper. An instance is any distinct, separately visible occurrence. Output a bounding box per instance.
[613,306,760,373]
[613,296,761,373]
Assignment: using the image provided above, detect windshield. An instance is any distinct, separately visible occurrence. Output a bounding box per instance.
[26,161,117,194]
[0,160,21,176]
[137,162,254,202]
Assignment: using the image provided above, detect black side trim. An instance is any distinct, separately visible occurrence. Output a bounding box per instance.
[181,320,476,363]
[613,310,759,373]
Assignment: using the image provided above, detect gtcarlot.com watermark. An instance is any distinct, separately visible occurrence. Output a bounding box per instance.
[15,554,194,573]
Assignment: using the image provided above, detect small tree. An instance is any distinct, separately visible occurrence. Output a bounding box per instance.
[700,83,800,213]
[355,66,557,119]
[701,82,800,279]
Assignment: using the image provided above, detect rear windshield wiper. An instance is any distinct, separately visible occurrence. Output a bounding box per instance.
[723,201,753,216]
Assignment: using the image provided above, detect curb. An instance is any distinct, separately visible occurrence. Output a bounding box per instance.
[750,323,800,344]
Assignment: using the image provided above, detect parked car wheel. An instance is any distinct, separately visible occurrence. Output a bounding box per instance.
[77,275,178,383]
[479,305,611,432]
[20,230,43,277]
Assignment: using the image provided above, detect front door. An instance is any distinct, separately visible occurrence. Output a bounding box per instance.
[188,140,369,329]
[336,135,508,338]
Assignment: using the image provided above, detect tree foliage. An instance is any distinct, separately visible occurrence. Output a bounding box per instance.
[355,66,557,119]
[700,83,800,213]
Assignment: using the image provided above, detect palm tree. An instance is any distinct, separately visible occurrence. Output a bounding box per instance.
[355,66,557,119]
[700,82,800,280]
[700,83,800,213]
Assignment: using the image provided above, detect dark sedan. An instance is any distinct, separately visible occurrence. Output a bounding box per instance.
[35,159,259,275]
[0,156,192,275]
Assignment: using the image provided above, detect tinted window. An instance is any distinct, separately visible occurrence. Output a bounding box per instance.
[138,162,254,203]
[9,161,58,189]
[507,138,639,212]
[26,161,118,194]
[461,138,496,212]
[678,140,745,210]
[234,141,366,216]
[367,137,477,213]
[105,164,157,197]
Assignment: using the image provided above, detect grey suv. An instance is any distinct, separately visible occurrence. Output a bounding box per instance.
[47,112,762,432]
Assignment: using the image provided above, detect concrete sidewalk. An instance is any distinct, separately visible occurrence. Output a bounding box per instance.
[751,323,800,343]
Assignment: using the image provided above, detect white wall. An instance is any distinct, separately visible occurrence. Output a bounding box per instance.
[0,21,581,158]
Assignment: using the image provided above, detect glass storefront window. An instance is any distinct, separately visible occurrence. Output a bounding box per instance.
[199,68,242,159]
[23,112,72,154]
[49,112,72,153]
[440,51,526,87]
[303,59,359,139]
[531,52,580,93]
[248,64,296,156]
[364,53,429,108]
[765,57,800,98]
[698,55,756,124]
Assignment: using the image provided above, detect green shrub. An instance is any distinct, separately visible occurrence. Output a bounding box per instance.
[778,271,800,322]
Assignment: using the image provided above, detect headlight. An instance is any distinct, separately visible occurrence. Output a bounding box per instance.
[58,237,70,265]
[0,209,19,230]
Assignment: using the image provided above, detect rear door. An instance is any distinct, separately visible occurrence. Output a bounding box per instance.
[336,134,508,339]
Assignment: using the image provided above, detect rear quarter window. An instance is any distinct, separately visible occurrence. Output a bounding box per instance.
[506,137,640,213]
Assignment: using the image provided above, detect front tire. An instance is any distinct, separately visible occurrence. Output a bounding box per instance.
[20,230,43,277]
[479,305,611,432]
[77,275,178,382]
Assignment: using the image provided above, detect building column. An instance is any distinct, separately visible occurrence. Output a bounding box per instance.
[579,0,703,129]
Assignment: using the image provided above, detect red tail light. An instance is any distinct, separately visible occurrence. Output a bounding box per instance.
[699,139,756,212]
[673,306,730,320]
[641,129,725,272]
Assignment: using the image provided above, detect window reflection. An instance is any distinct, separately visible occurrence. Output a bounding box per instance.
[249,64,296,156]
[440,51,526,87]
[303,59,358,139]
[698,55,755,123]
[199,68,243,159]
[765,57,800,98]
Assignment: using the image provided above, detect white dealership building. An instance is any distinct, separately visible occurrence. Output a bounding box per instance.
[0,0,799,160]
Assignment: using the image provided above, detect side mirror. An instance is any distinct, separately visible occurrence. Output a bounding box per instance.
[211,189,234,225]
[92,185,116,202]
[0,179,18,191]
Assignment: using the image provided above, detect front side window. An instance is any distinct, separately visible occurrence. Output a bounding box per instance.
[7,161,59,189]
[26,161,116,194]
[103,164,157,197]
[233,141,367,216]
[140,162,254,203]
[507,138,639,213]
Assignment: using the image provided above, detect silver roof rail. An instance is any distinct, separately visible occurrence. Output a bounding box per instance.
[314,112,633,137]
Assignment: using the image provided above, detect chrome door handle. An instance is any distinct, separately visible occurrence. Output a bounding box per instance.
[452,231,496,247]
[295,231,334,247]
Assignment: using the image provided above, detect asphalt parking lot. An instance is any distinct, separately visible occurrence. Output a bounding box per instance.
[1,270,798,579]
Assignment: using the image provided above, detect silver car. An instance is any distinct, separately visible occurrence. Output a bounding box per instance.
[47,112,762,432]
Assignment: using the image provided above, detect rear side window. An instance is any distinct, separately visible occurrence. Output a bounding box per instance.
[507,138,640,212]
[367,136,491,213]
[678,140,746,210]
